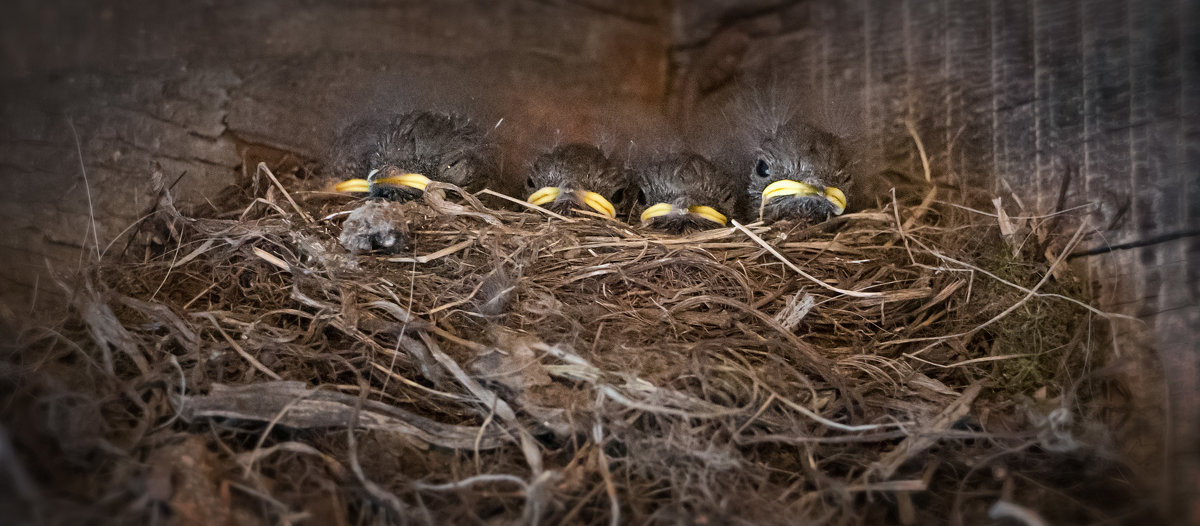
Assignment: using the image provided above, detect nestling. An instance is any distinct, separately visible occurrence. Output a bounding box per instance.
[334,111,492,200]
[637,151,737,233]
[745,120,853,224]
[524,143,629,219]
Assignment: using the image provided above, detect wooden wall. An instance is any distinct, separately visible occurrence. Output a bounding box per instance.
[0,0,1195,520]
[0,0,673,310]
[670,0,1198,520]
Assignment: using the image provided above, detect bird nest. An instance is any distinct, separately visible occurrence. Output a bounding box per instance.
[6,159,1154,525]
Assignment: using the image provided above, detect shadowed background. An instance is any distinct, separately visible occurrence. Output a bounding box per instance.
[0,0,1196,521]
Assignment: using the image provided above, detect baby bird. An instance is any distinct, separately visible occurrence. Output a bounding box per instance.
[637,151,737,233]
[334,111,492,200]
[745,120,853,224]
[524,143,628,219]
[326,115,387,183]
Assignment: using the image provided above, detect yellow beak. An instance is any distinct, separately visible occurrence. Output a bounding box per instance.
[336,171,431,194]
[824,186,847,215]
[687,205,728,226]
[762,179,819,202]
[374,172,431,192]
[640,202,676,222]
[762,179,847,216]
[335,178,370,193]
[527,186,561,206]
[528,187,616,218]
[577,190,616,218]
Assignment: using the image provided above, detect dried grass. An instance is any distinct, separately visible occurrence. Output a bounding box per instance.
[0,156,1160,525]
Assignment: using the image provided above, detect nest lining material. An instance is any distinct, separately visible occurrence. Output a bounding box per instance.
[5,160,1149,525]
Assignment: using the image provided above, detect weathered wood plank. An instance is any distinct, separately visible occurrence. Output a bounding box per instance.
[0,0,675,311]
[989,0,1037,196]
[1033,0,1083,216]
[864,0,910,170]
[818,0,868,137]
[667,2,1198,517]
[903,0,948,177]
[1080,0,1132,259]
[944,0,993,186]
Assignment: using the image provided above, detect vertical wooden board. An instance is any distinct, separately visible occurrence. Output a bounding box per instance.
[1179,0,1200,300]
[1144,0,1192,316]
[753,0,820,105]
[818,0,868,136]
[1159,299,1200,523]
[1129,1,1182,242]
[943,0,993,185]
[902,0,947,177]
[1033,0,1084,216]
[1081,0,1131,244]
[1163,3,1199,513]
[808,2,832,113]
[1128,0,1183,333]
[990,0,1037,195]
[864,0,910,170]
[788,20,820,110]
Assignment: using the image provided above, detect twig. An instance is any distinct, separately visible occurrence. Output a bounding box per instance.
[841,479,927,493]
[732,220,883,298]
[988,500,1049,526]
[593,416,620,526]
[871,382,983,479]
[477,188,571,221]
[257,163,313,224]
[420,331,544,474]
[905,119,932,183]
[67,117,101,261]
[345,382,411,517]
[385,239,475,264]
[202,314,282,380]
[1068,227,1200,259]
[244,389,316,477]
[913,225,1130,320]
[895,222,1130,359]
[414,474,528,492]
[252,246,290,271]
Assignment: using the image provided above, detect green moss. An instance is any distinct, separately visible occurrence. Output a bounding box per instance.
[960,227,1090,396]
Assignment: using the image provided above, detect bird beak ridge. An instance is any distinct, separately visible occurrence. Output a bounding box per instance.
[528,186,561,206]
[374,172,431,192]
[640,202,676,222]
[335,178,370,193]
[576,190,616,218]
[762,179,819,202]
[687,205,728,225]
[823,186,847,215]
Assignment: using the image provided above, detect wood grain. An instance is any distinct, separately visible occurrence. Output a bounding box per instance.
[672,0,1197,518]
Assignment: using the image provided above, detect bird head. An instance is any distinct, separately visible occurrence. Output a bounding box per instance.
[524,143,628,219]
[335,111,492,201]
[746,121,853,224]
[637,152,735,233]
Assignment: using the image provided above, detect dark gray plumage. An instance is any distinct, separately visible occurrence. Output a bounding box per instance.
[330,110,493,201]
[636,151,737,233]
[745,120,854,224]
[327,116,388,181]
[523,143,629,218]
